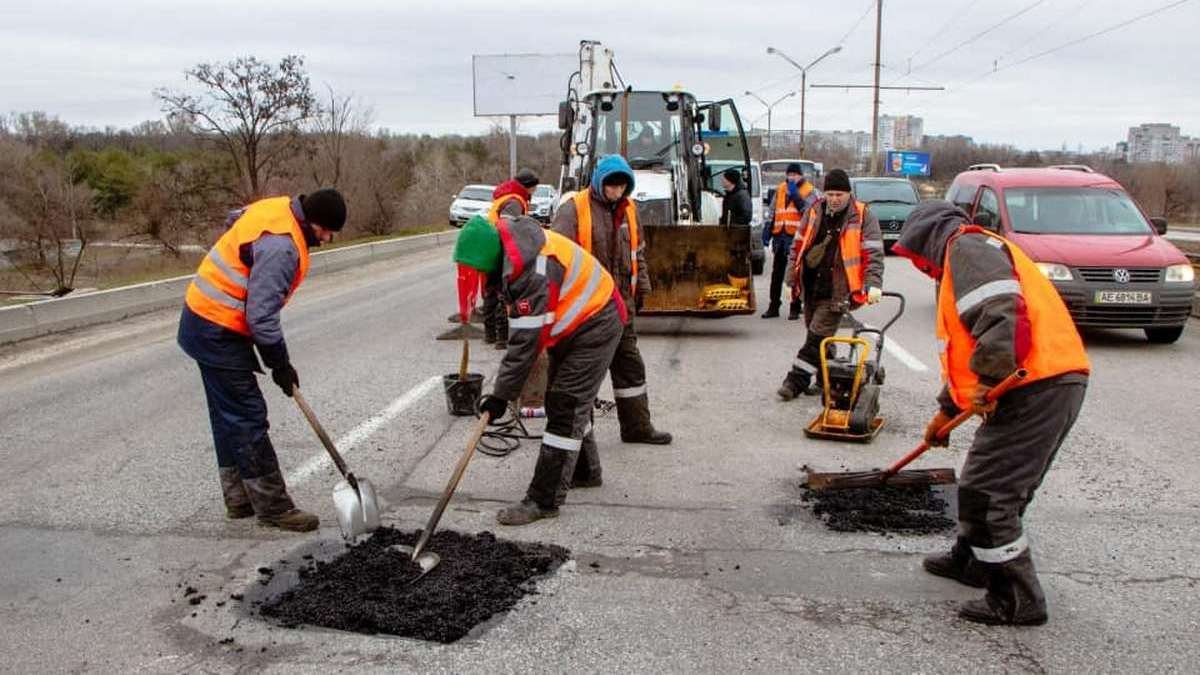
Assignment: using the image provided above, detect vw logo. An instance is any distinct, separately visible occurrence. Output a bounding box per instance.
[1113,268,1131,284]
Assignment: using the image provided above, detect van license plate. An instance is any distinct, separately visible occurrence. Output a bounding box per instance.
[1095,291,1152,304]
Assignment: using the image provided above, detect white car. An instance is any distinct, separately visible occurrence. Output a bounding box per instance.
[530,184,558,222]
[449,184,495,227]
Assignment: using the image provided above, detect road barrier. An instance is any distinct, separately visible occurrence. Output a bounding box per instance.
[0,229,458,345]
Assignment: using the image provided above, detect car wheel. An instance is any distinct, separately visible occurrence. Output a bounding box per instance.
[1145,326,1184,344]
[752,256,764,276]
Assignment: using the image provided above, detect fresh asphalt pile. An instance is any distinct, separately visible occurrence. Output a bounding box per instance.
[259,528,569,643]
[800,483,956,535]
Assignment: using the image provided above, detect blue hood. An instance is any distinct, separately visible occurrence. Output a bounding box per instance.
[591,154,636,199]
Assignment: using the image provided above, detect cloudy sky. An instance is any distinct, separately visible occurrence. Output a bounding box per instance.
[2,0,1196,150]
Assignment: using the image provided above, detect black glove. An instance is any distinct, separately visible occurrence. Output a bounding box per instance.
[479,395,509,422]
[256,340,290,370]
[271,364,299,397]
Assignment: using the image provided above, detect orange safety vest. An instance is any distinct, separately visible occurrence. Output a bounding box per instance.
[937,226,1090,409]
[185,197,310,336]
[572,190,639,296]
[487,193,528,224]
[772,180,812,236]
[795,200,869,305]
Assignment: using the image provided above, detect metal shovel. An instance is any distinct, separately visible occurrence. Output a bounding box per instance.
[292,387,381,541]
[392,410,492,580]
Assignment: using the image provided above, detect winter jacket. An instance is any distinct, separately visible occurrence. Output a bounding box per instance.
[720,181,754,226]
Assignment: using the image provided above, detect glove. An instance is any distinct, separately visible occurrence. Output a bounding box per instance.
[924,409,954,447]
[970,383,998,416]
[866,287,883,305]
[479,395,509,422]
[271,364,299,397]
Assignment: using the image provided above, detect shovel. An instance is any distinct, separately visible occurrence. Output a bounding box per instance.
[392,410,492,581]
[292,387,382,540]
[804,369,1028,491]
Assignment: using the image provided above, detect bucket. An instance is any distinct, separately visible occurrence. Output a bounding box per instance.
[442,372,484,416]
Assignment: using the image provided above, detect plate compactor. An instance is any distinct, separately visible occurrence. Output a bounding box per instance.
[804,291,905,443]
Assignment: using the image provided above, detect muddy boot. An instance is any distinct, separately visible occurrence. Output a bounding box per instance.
[244,471,319,533]
[787,299,803,321]
[219,467,254,519]
[616,394,672,445]
[498,446,565,526]
[496,499,559,525]
[761,302,781,319]
[923,538,988,588]
[777,370,811,401]
[959,552,1048,626]
[570,433,603,489]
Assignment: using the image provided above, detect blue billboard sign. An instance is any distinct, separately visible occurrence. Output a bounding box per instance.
[886,150,930,177]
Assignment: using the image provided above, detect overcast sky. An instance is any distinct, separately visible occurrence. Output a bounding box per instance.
[2,0,1197,151]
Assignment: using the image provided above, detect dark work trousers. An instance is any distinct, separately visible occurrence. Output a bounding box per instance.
[482,283,508,342]
[198,364,281,479]
[958,375,1088,563]
[608,319,658,437]
[787,295,848,383]
[767,236,799,312]
[527,304,623,508]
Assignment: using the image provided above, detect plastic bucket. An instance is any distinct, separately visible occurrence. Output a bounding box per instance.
[442,373,484,416]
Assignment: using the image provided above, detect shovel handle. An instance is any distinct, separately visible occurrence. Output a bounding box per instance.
[884,369,1028,478]
[411,411,492,559]
[292,388,351,481]
[458,318,470,381]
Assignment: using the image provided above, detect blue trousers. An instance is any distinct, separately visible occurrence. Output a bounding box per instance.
[198,364,281,479]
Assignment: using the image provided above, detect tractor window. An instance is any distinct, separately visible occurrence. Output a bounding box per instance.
[594,92,681,168]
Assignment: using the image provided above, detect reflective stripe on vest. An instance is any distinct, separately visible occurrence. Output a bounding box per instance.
[184,196,310,336]
[540,229,616,342]
[796,200,870,303]
[572,190,639,296]
[772,181,811,236]
[936,226,1091,410]
[487,193,528,224]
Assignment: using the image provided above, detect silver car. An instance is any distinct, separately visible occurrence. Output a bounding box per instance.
[449,184,495,227]
[530,184,558,222]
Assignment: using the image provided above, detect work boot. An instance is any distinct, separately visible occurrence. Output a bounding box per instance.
[923,538,989,588]
[787,300,803,321]
[244,471,318,533]
[616,393,673,445]
[258,509,320,532]
[959,552,1048,626]
[219,467,255,520]
[761,302,781,319]
[777,371,811,401]
[496,499,559,526]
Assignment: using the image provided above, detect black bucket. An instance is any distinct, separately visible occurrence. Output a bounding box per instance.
[442,373,484,416]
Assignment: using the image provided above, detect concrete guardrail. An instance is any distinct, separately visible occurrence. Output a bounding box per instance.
[0,229,459,346]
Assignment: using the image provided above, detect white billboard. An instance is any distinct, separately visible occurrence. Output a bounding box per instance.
[472,53,578,117]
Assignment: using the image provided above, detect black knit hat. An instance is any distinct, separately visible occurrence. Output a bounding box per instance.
[786,162,804,175]
[722,168,742,185]
[514,168,539,189]
[301,188,347,231]
[823,169,851,193]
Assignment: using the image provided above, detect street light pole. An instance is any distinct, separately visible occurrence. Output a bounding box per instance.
[766,45,841,158]
[744,90,795,161]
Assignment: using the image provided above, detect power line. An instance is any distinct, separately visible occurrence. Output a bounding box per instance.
[992,0,1096,63]
[902,0,985,65]
[837,0,876,46]
[911,0,1050,75]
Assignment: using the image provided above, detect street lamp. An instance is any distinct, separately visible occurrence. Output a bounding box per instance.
[766,45,841,157]
[744,90,796,161]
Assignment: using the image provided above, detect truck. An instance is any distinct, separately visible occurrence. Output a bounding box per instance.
[553,41,757,316]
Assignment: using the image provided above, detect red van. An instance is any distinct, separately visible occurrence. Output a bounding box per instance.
[945,164,1196,343]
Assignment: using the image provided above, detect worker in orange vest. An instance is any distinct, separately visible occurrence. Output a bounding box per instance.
[552,154,671,445]
[778,169,885,399]
[480,169,540,349]
[762,162,817,319]
[895,201,1090,626]
[177,189,346,533]
[454,214,627,526]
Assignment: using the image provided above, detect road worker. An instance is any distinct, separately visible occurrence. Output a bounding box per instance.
[778,169,884,399]
[762,162,817,319]
[552,154,672,445]
[895,200,1090,626]
[454,214,626,526]
[483,168,540,348]
[177,189,346,532]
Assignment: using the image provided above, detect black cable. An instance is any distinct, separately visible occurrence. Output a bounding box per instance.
[473,399,618,458]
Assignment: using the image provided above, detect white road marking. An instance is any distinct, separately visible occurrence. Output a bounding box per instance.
[287,375,441,485]
[883,338,930,372]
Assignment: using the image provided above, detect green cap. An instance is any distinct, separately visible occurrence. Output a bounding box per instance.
[452,215,501,273]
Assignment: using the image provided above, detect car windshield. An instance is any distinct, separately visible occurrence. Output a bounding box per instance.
[457,187,492,201]
[761,160,818,186]
[705,162,758,195]
[854,180,918,204]
[533,185,554,198]
[1004,187,1152,235]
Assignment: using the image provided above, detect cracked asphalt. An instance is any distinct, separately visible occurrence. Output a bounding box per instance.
[1,244,1198,672]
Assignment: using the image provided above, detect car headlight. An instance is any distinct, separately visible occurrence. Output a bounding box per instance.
[1165,263,1195,283]
[1035,262,1074,281]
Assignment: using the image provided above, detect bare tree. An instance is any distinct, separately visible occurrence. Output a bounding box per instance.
[155,55,318,199]
[309,85,373,188]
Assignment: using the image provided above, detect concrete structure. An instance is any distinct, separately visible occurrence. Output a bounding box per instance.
[876,114,924,152]
[1123,123,1199,163]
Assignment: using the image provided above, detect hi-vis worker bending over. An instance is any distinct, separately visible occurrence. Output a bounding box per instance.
[778,169,884,400]
[552,154,671,445]
[762,162,817,320]
[895,201,1090,626]
[178,189,347,532]
[454,215,627,526]
[482,168,541,349]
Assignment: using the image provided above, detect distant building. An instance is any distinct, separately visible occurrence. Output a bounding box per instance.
[1124,123,1198,163]
[877,115,924,151]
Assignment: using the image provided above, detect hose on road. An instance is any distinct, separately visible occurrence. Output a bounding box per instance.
[473,399,617,457]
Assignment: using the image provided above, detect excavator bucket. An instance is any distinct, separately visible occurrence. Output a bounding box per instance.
[638,223,757,317]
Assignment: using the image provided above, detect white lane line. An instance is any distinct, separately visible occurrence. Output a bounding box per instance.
[883,338,930,372]
[287,375,441,485]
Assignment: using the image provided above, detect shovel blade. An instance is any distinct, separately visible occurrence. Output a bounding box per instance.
[390,545,441,581]
[332,478,381,541]
[805,467,957,492]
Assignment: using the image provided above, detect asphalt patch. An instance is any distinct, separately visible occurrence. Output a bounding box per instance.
[258,527,568,643]
[800,484,956,535]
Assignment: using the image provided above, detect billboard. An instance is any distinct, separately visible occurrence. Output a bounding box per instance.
[472,53,578,117]
[886,150,931,177]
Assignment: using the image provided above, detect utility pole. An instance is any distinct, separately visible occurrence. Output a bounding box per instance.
[870,0,883,176]
[509,115,518,178]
